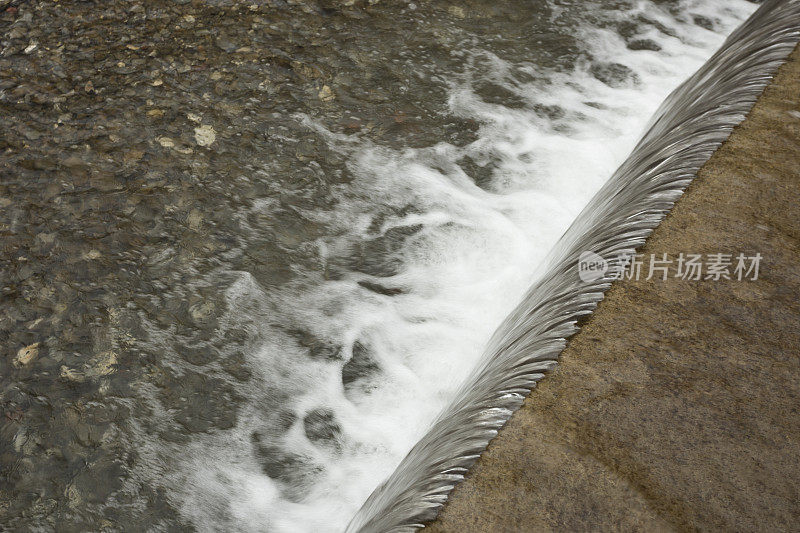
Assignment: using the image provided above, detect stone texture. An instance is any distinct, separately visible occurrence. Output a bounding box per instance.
[428,46,800,533]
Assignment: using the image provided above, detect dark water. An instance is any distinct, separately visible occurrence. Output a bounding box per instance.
[0,0,755,531]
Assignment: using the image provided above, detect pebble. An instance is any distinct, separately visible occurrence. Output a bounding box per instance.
[448,6,465,18]
[318,85,335,102]
[90,351,118,377]
[60,365,85,382]
[13,343,40,367]
[187,209,203,230]
[194,125,216,147]
[157,136,174,148]
[216,38,237,53]
[62,156,86,168]
[189,301,214,322]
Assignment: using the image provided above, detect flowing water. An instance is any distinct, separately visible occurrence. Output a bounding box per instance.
[1,0,783,531]
[143,1,758,531]
[348,1,800,530]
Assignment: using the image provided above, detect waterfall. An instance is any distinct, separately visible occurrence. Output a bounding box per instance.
[346,1,800,531]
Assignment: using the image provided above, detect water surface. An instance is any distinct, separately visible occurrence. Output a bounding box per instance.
[0,0,756,530]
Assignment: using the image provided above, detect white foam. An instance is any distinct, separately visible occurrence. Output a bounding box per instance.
[142,1,758,531]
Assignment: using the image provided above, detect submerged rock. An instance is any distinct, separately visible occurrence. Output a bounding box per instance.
[193,124,216,147]
[590,61,640,88]
[303,408,342,449]
[345,224,423,277]
[250,431,322,501]
[342,340,380,389]
[627,38,662,51]
[13,342,39,367]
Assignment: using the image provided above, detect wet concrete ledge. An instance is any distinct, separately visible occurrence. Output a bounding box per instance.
[426,45,800,532]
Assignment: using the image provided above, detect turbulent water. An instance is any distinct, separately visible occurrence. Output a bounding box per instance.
[347,0,800,529]
[121,1,767,531]
[1,0,771,531]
